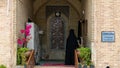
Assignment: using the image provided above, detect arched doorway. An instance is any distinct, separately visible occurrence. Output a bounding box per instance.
[47,13,67,60]
[14,0,94,67]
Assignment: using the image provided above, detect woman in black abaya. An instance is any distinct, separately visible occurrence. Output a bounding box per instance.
[65,29,79,65]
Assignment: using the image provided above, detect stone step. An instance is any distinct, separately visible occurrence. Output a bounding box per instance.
[16,65,24,68]
[34,66,75,68]
[17,65,75,68]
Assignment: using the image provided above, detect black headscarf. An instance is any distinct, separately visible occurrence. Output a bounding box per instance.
[65,29,79,65]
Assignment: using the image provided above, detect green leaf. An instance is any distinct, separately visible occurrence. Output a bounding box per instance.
[77,47,91,65]
[17,47,29,65]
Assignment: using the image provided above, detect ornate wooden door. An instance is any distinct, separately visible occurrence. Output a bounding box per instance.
[49,17,65,60]
[50,17,64,49]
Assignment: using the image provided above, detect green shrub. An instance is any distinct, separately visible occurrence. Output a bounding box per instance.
[77,47,91,65]
[17,47,29,65]
[0,65,6,68]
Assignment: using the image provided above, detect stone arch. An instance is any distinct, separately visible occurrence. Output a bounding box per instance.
[33,0,81,18]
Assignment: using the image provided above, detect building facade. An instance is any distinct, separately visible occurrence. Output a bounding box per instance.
[0,0,120,68]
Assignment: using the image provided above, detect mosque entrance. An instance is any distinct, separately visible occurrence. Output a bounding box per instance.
[15,0,92,67]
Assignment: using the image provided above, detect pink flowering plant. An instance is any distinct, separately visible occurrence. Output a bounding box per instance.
[17,24,32,65]
[17,24,32,47]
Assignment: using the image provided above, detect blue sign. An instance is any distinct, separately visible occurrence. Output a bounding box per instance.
[101,31,115,42]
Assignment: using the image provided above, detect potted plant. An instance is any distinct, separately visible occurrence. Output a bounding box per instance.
[17,47,29,65]
[77,47,94,68]
[17,24,32,65]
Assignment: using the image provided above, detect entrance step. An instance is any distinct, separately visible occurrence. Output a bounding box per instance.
[16,66,24,68]
[34,66,75,68]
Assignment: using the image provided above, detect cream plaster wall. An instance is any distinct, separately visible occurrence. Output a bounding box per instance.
[93,0,120,68]
[16,0,33,37]
[81,0,93,47]
[0,0,16,68]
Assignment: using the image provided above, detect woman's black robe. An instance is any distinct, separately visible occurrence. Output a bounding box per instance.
[65,29,79,65]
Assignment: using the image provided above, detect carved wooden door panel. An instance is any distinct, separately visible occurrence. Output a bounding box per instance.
[49,17,65,60]
[50,17,64,49]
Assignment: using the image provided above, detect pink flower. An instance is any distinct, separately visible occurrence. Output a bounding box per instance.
[17,39,23,45]
[26,24,32,30]
[25,29,30,36]
[17,24,32,47]
[20,29,25,34]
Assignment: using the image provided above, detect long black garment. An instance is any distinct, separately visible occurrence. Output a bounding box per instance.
[65,29,79,65]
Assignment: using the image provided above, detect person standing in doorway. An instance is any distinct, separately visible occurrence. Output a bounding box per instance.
[65,29,79,65]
